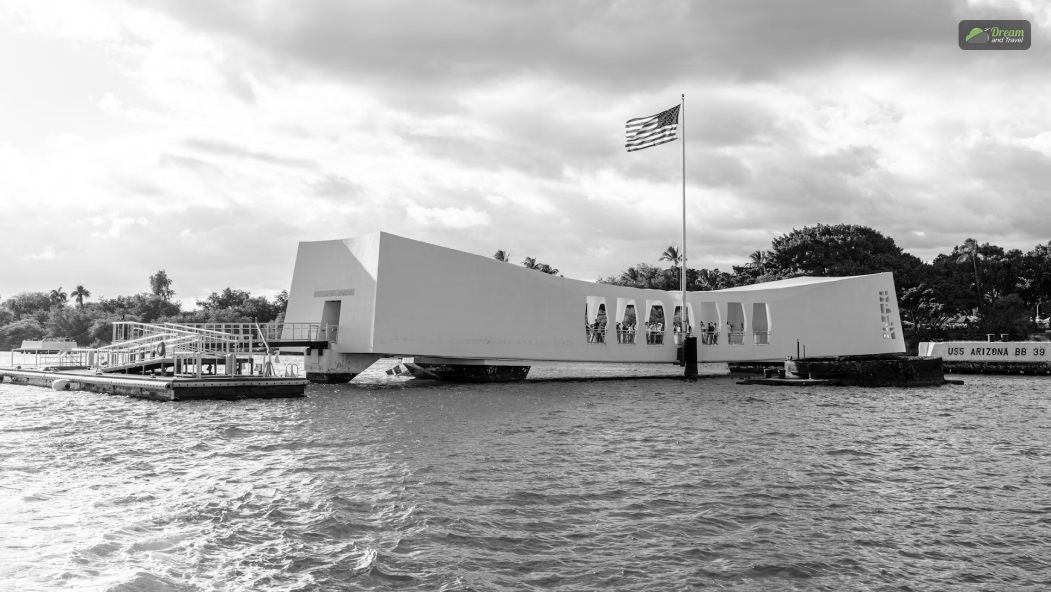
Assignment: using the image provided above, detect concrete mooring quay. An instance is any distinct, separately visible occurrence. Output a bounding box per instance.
[0,369,308,401]
[735,354,955,387]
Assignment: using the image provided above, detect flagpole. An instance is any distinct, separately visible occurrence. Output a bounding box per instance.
[680,93,697,378]
[681,93,686,331]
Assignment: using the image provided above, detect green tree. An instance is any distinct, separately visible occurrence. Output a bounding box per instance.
[197,288,252,310]
[46,307,94,345]
[2,292,52,318]
[88,318,115,347]
[955,238,984,313]
[522,257,559,275]
[970,245,1023,304]
[659,246,689,291]
[493,250,510,262]
[768,223,923,314]
[623,267,642,286]
[71,285,91,308]
[696,268,714,290]
[898,262,971,331]
[748,250,771,274]
[769,224,920,279]
[49,287,68,307]
[1021,241,1051,317]
[149,269,175,301]
[0,318,46,350]
[192,288,284,322]
[980,294,1032,339]
[659,246,684,267]
[96,293,181,323]
[598,263,667,289]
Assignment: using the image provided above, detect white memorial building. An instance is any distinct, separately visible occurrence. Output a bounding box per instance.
[284,232,905,381]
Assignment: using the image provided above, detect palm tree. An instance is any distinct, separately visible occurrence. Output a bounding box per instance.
[49,287,68,307]
[660,246,687,291]
[749,250,769,274]
[493,250,510,262]
[659,246,684,267]
[696,269,714,291]
[623,267,641,286]
[521,257,560,275]
[71,285,91,308]
[956,238,984,312]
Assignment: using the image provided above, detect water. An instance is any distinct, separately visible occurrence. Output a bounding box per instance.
[1,358,1050,591]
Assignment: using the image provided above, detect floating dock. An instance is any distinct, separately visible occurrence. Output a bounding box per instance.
[1,322,312,400]
[0,369,307,401]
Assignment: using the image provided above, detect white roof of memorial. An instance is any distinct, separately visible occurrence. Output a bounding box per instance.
[713,274,879,292]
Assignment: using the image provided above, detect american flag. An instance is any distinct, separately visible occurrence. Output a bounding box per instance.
[625,105,679,152]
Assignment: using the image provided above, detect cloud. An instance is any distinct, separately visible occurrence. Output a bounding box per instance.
[22,248,56,261]
[406,204,493,229]
[149,0,973,93]
[98,92,122,115]
[184,138,317,169]
[1,0,1050,300]
[159,153,214,171]
[309,174,364,199]
[90,216,151,239]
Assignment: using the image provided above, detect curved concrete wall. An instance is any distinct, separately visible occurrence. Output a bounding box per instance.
[286,232,906,363]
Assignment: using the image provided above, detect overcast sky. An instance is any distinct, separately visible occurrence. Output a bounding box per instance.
[1,0,1048,309]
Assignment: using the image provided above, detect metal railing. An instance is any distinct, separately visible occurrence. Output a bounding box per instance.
[586,327,607,344]
[98,321,335,375]
[2,321,330,376]
[700,331,720,346]
[673,329,693,345]
[753,331,770,345]
[112,322,333,346]
[728,331,746,346]
[12,349,91,370]
[646,330,665,345]
[615,328,638,345]
[96,329,213,370]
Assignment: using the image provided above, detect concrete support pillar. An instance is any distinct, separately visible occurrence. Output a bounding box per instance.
[684,337,698,378]
[305,350,381,383]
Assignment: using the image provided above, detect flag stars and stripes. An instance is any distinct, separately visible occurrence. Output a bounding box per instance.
[625,105,680,152]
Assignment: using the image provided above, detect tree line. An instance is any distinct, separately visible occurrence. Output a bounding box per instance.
[5,225,1048,350]
[596,224,1051,347]
[492,250,560,275]
[0,269,287,349]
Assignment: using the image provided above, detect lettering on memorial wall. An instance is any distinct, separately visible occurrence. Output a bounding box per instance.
[313,289,355,297]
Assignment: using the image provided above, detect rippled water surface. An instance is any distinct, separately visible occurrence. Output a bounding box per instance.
[2,358,1050,591]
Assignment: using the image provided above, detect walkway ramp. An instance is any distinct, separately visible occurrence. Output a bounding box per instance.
[98,356,229,375]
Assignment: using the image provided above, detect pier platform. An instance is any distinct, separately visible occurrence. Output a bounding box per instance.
[0,369,308,401]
